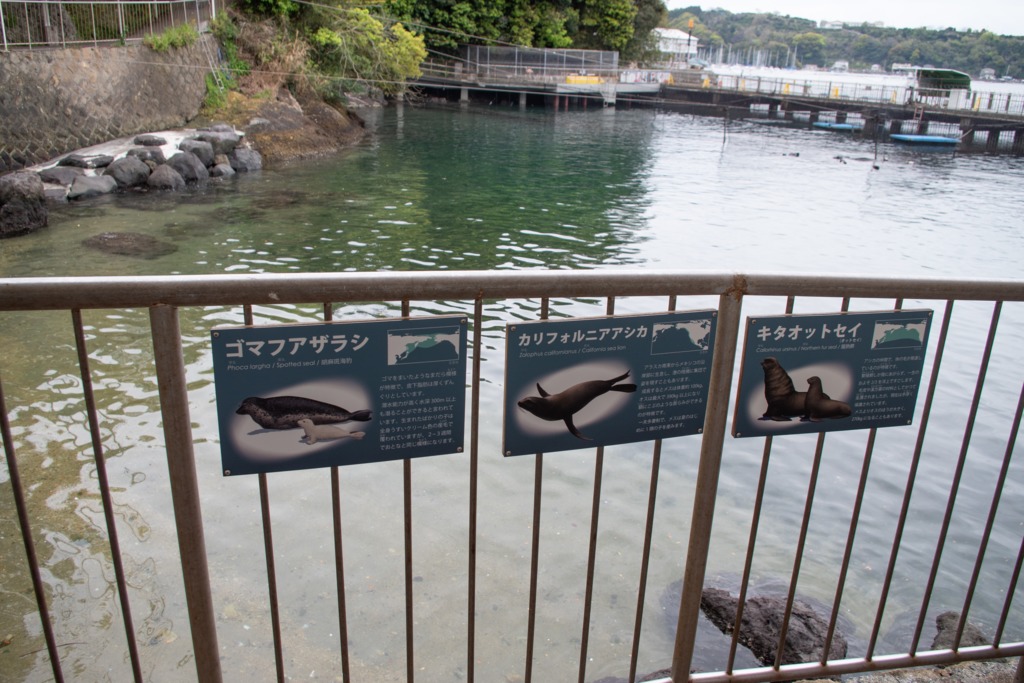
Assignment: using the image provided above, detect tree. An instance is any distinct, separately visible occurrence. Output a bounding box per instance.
[306,7,427,95]
[572,0,638,52]
[619,0,667,62]
[791,31,826,66]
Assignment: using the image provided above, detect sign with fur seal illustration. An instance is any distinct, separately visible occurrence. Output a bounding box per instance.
[211,316,467,475]
[732,309,932,438]
[503,310,717,456]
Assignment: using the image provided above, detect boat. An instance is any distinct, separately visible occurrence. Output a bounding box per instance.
[890,133,959,145]
[812,121,863,132]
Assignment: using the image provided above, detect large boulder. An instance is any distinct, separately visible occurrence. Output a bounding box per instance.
[68,174,118,200]
[0,171,48,237]
[178,139,216,168]
[147,164,186,191]
[209,163,236,178]
[133,134,167,146]
[38,166,85,187]
[229,147,262,172]
[104,156,152,189]
[700,587,847,666]
[196,128,241,155]
[58,153,114,169]
[126,146,167,166]
[165,152,209,184]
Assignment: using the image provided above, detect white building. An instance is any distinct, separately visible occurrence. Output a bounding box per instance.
[653,27,698,61]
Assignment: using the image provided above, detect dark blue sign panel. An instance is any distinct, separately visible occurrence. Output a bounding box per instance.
[503,311,717,456]
[732,309,933,438]
[212,316,467,475]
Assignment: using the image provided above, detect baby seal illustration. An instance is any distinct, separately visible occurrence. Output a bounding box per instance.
[236,395,373,430]
[517,370,637,441]
[805,377,852,421]
[759,357,807,421]
[296,418,366,444]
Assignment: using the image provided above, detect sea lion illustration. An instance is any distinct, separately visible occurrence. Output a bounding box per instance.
[517,370,637,441]
[296,418,366,444]
[805,377,852,421]
[759,357,807,421]
[236,395,373,430]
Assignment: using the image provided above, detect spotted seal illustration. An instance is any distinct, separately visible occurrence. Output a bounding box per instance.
[236,395,373,430]
[759,357,807,421]
[517,370,637,441]
[805,377,852,421]
[296,418,366,444]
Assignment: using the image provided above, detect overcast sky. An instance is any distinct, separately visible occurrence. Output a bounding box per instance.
[665,1,1024,36]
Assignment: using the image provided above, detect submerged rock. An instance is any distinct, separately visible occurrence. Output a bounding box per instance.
[700,587,847,666]
[931,611,988,650]
[81,232,178,259]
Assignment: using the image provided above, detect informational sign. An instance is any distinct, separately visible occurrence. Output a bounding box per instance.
[503,311,717,456]
[732,309,933,438]
[212,316,467,475]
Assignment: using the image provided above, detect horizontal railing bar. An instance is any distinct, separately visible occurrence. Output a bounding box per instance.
[678,644,1024,683]
[1,0,195,4]
[2,272,1023,311]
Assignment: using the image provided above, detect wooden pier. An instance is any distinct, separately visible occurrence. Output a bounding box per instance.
[411,67,1024,155]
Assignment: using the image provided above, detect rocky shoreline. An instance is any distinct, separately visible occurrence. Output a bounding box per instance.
[0,86,370,239]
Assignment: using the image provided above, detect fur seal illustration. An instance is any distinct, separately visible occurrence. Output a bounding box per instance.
[296,418,365,444]
[759,357,807,421]
[236,395,373,430]
[517,370,637,441]
[805,377,852,421]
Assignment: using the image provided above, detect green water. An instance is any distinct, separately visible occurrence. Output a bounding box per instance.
[1,104,1023,682]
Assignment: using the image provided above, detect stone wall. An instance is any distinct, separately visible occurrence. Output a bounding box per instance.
[0,36,213,172]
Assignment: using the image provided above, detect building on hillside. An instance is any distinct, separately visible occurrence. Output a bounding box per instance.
[819,20,844,30]
[652,28,698,65]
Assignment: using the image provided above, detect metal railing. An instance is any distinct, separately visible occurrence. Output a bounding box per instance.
[708,72,1024,118]
[1,271,1023,683]
[0,0,215,50]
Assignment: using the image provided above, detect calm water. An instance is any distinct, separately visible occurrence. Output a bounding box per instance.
[1,104,1023,682]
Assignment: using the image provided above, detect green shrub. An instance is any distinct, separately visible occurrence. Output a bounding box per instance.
[237,0,297,18]
[144,23,199,51]
[210,14,251,78]
[202,72,228,112]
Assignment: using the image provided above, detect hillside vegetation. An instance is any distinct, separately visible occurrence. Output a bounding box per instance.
[668,6,1024,78]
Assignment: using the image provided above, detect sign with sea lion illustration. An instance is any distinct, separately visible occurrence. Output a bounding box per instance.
[503,311,717,456]
[732,309,932,438]
[211,316,467,475]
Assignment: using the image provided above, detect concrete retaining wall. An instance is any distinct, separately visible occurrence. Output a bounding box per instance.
[0,36,213,172]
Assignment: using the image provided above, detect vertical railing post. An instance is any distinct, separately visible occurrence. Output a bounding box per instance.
[670,286,744,682]
[149,305,223,683]
[0,0,7,51]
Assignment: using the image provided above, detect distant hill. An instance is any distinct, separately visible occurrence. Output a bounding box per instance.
[666,6,1024,79]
